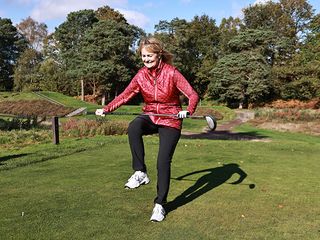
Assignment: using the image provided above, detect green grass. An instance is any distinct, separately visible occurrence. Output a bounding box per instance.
[38,91,99,110]
[0,92,40,101]
[0,127,319,239]
[0,91,100,112]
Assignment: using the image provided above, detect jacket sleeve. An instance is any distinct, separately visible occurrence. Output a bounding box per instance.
[103,75,140,112]
[174,69,199,115]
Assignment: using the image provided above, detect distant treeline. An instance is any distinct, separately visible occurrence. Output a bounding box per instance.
[0,0,319,108]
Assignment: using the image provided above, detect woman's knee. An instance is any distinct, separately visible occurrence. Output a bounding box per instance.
[128,118,144,135]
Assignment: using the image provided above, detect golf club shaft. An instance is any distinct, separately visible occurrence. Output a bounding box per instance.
[89,111,205,119]
[87,111,217,131]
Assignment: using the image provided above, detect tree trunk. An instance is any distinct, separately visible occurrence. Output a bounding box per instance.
[101,92,106,106]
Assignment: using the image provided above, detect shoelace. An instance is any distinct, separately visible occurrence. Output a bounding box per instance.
[153,205,165,215]
[130,173,144,182]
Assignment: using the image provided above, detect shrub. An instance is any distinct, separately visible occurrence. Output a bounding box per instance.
[255,108,320,122]
[265,98,320,109]
[0,117,40,130]
[61,118,128,138]
[0,129,51,147]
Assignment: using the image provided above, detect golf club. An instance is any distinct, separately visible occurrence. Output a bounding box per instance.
[66,107,217,131]
[98,111,217,131]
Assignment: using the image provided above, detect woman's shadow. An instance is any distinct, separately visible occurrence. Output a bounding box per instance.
[165,163,248,213]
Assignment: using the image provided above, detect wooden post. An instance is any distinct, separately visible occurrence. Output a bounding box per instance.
[81,79,84,101]
[52,116,59,144]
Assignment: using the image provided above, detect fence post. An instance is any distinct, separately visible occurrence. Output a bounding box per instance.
[52,116,59,144]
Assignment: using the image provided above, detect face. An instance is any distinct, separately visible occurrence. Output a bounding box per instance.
[141,47,160,69]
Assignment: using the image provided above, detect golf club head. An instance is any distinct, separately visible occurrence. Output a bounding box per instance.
[205,115,217,131]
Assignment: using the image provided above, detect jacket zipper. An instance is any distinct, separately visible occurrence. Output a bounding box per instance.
[153,76,158,103]
[153,76,160,124]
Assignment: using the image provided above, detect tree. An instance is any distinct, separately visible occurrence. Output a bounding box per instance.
[16,17,48,51]
[0,18,27,90]
[218,16,243,54]
[78,19,137,96]
[13,48,42,91]
[207,29,275,107]
[55,10,98,53]
[12,17,48,91]
[278,12,320,100]
[52,7,144,97]
[243,1,282,32]
[96,5,127,23]
[243,0,313,60]
[279,0,314,44]
[208,51,272,108]
[242,0,316,101]
[54,10,99,95]
[273,0,316,100]
[38,58,67,92]
[243,1,291,66]
[155,15,220,97]
[155,17,193,79]
[96,5,145,50]
[188,15,220,95]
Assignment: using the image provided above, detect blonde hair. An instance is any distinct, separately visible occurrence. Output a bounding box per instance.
[137,37,174,65]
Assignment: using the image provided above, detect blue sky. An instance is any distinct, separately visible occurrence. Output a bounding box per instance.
[1,0,319,34]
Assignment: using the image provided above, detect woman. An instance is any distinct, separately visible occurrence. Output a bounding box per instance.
[95,37,199,222]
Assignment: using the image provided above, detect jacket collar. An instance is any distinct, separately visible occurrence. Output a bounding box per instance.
[147,60,164,78]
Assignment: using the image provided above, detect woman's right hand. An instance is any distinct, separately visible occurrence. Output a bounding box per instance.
[95,109,105,116]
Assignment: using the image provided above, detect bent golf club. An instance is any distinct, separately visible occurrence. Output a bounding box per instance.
[66,107,217,131]
[90,111,217,131]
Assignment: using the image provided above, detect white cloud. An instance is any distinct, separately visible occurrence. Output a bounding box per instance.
[28,0,148,29]
[253,0,277,5]
[116,8,150,28]
[254,0,268,4]
[30,0,128,21]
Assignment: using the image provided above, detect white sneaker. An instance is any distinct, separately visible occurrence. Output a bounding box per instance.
[150,203,166,222]
[124,171,150,189]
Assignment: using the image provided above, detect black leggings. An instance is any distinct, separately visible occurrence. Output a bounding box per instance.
[128,115,181,205]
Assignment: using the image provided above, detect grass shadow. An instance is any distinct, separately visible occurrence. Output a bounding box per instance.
[0,153,30,165]
[165,163,248,214]
[0,149,89,171]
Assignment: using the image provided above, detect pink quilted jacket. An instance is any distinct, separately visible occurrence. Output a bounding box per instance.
[103,61,199,129]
